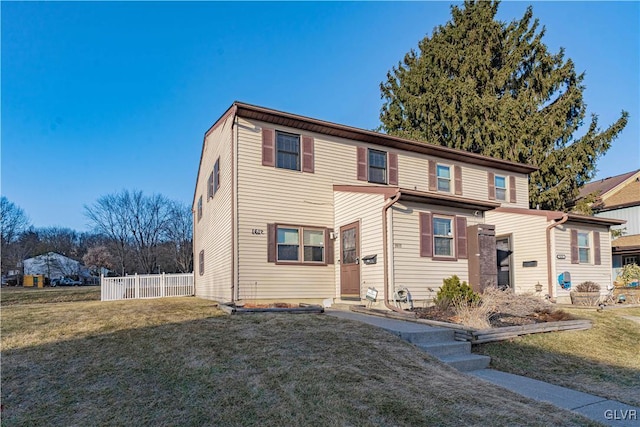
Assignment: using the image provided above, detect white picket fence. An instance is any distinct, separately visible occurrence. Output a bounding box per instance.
[101,273,194,301]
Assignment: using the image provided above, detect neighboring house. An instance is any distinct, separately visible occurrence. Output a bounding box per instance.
[578,169,640,278]
[193,102,621,306]
[23,252,90,281]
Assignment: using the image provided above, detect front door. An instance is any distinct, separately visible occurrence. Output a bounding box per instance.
[340,221,360,299]
[496,237,512,290]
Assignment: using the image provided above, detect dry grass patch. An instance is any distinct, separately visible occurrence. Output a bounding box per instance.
[1,286,101,306]
[476,306,640,406]
[1,294,599,426]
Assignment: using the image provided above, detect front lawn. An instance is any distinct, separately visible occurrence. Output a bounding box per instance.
[475,306,640,407]
[0,292,597,426]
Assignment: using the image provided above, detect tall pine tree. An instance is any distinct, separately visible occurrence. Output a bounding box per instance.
[380,0,628,211]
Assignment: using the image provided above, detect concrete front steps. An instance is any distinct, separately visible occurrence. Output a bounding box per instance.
[326,309,490,371]
[390,328,490,372]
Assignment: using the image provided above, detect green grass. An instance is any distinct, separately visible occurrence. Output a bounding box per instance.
[1,291,600,426]
[476,306,640,406]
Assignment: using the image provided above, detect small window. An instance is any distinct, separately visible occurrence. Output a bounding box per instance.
[199,250,204,276]
[197,196,203,222]
[207,172,214,199]
[495,175,507,201]
[277,228,300,261]
[433,217,453,257]
[578,232,590,263]
[368,149,387,184]
[276,226,325,264]
[303,229,325,262]
[276,132,300,171]
[437,165,451,192]
[214,158,220,194]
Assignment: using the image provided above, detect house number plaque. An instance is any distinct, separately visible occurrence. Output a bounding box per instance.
[251,229,264,235]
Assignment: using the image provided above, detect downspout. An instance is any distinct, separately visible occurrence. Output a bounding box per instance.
[230,113,237,303]
[382,190,404,313]
[546,214,569,299]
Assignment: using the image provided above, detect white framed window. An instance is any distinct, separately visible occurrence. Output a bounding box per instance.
[197,196,203,221]
[437,165,451,192]
[433,216,454,257]
[276,131,300,171]
[495,175,507,201]
[578,232,590,264]
[276,226,325,264]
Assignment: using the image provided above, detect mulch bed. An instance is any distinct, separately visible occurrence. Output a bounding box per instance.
[412,306,574,327]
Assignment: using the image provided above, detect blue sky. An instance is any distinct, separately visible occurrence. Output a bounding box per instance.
[2,1,638,231]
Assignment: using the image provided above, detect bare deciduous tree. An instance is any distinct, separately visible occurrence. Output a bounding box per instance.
[85,190,191,275]
[1,197,30,275]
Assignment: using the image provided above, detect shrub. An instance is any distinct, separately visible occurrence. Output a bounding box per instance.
[575,281,601,292]
[617,263,640,286]
[434,275,480,308]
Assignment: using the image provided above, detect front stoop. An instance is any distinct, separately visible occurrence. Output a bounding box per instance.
[383,326,490,371]
[325,310,491,371]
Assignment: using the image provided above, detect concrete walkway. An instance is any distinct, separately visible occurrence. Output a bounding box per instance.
[326,309,640,427]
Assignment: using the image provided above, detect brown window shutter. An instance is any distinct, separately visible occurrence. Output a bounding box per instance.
[325,228,334,264]
[509,176,517,203]
[570,229,579,264]
[388,152,398,185]
[488,172,496,200]
[593,231,601,265]
[428,160,436,191]
[454,165,462,195]
[302,136,314,173]
[357,146,367,181]
[262,128,275,167]
[419,212,433,257]
[455,216,468,259]
[267,224,276,263]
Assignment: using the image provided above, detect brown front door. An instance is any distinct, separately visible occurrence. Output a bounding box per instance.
[340,221,360,299]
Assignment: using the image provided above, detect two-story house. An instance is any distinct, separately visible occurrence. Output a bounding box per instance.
[578,169,640,278]
[193,102,621,306]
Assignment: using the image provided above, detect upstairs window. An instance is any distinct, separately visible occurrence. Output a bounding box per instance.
[433,216,454,257]
[368,149,387,184]
[495,175,507,201]
[207,172,214,199]
[276,131,300,171]
[197,196,203,222]
[214,158,220,194]
[437,165,451,192]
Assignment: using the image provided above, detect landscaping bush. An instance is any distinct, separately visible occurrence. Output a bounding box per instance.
[617,263,640,286]
[574,281,600,293]
[434,275,480,308]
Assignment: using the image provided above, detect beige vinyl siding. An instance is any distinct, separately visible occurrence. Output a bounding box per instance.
[391,202,482,303]
[485,211,549,294]
[334,191,387,299]
[231,116,534,300]
[193,115,234,302]
[236,119,334,300]
[554,222,613,300]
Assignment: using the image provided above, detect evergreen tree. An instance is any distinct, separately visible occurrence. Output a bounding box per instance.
[380,0,628,211]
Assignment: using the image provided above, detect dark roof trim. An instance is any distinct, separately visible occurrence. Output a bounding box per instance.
[333,185,500,211]
[596,201,640,212]
[234,102,537,175]
[566,213,625,226]
[493,207,626,226]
